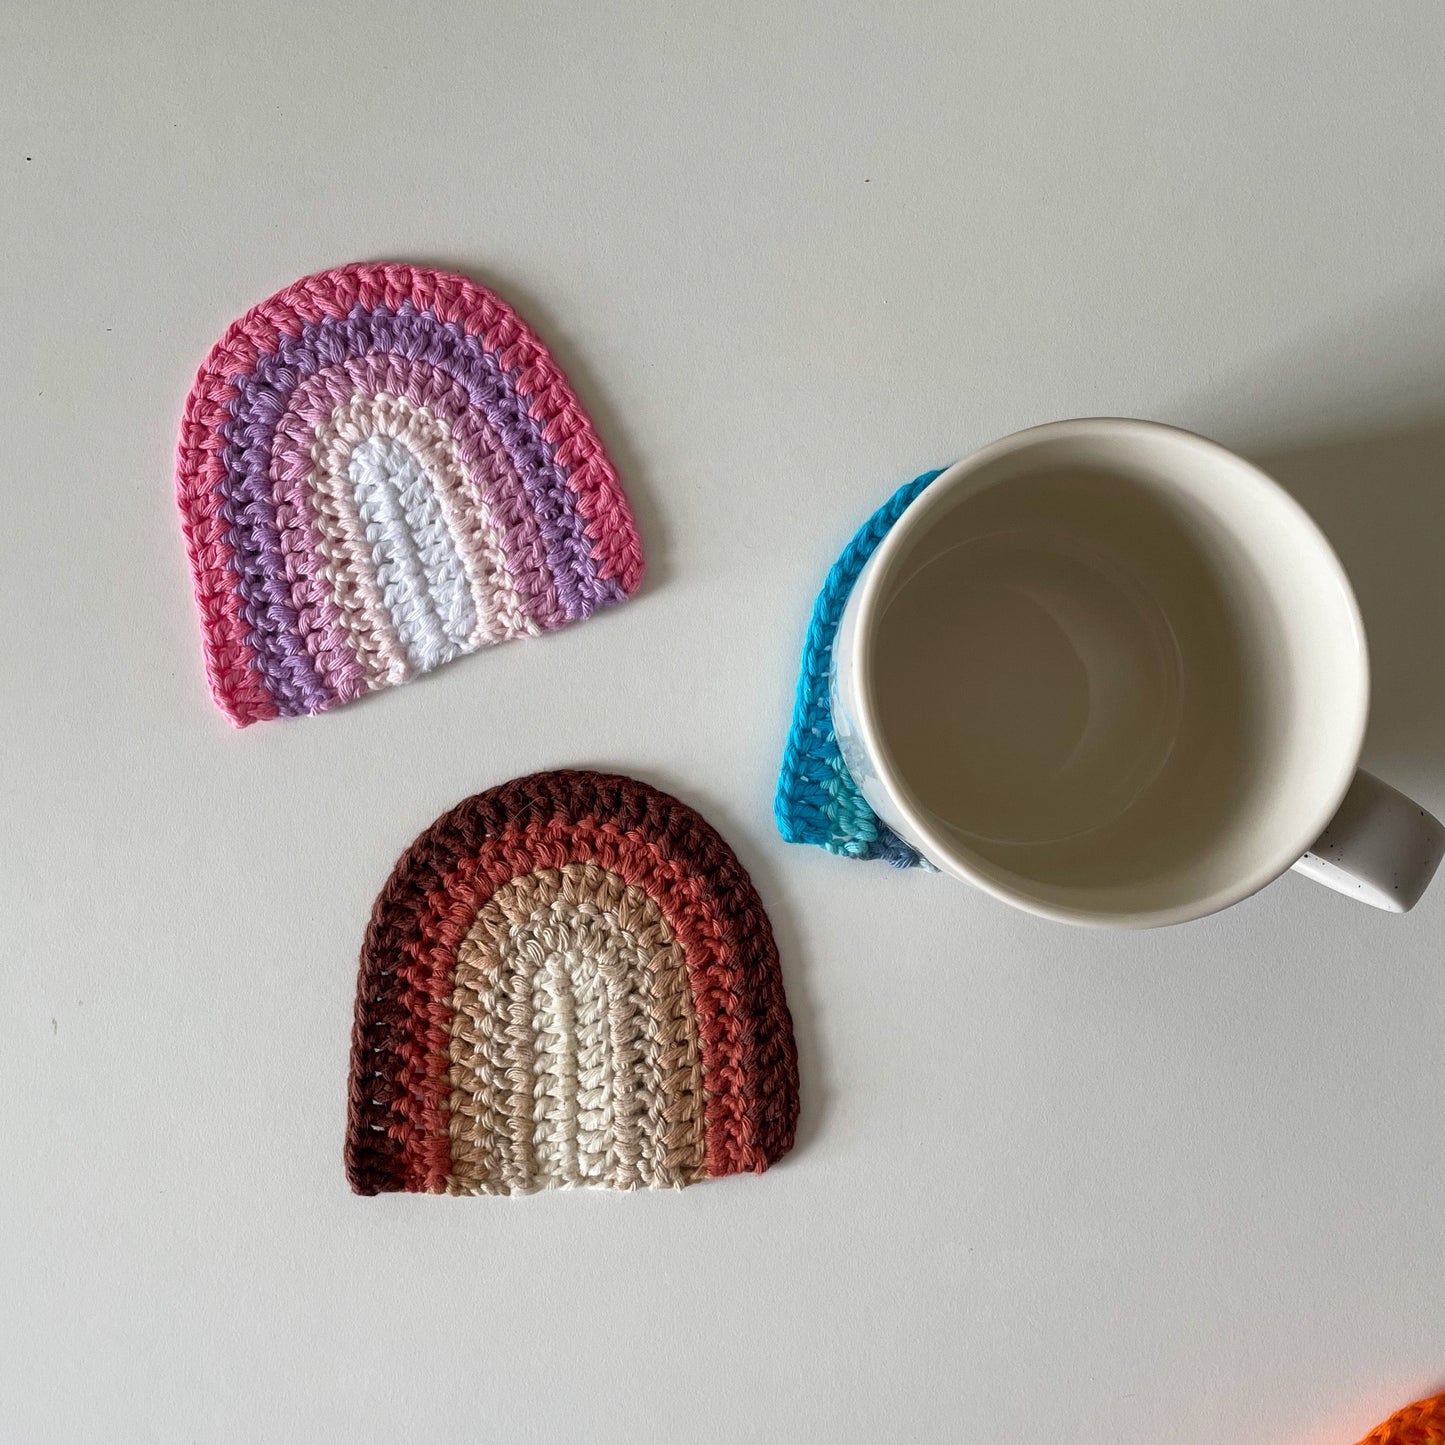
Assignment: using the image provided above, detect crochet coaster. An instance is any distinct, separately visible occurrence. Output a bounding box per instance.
[1356,1392,1445,1445]
[346,770,800,1195]
[774,468,946,867]
[176,262,644,727]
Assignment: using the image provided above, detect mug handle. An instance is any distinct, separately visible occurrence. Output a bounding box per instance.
[1292,769,1445,912]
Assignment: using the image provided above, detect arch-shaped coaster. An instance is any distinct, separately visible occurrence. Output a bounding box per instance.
[176,263,643,726]
[346,771,799,1194]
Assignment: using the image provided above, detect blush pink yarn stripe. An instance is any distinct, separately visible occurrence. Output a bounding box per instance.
[271,430,371,705]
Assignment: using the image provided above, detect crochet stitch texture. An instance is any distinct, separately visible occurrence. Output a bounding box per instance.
[346,771,799,1194]
[774,468,945,867]
[1356,1392,1445,1445]
[176,263,643,726]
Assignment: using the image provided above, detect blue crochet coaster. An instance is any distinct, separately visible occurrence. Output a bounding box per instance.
[774,468,947,867]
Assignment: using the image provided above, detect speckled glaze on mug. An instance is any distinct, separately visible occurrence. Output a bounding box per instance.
[832,419,1444,927]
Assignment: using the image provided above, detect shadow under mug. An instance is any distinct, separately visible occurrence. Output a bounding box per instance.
[831,418,1445,927]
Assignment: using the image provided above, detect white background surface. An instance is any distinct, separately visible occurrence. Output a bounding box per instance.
[4,4,1444,1441]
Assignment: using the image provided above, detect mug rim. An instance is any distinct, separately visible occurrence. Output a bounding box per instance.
[848,417,1371,927]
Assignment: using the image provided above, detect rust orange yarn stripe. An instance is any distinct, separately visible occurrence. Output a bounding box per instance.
[345,771,800,1194]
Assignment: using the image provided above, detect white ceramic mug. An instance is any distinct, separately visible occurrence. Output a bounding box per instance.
[831,418,1445,927]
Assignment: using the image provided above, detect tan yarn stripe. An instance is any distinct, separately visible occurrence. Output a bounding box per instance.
[595,918,650,1188]
[446,863,706,1194]
[592,875,679,1188]
[497,938,540,1192]
[446,922,511,1194]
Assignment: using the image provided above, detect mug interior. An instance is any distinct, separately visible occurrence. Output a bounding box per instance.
[857,421,1368,925]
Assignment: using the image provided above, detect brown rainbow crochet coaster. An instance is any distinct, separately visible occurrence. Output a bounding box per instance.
[346,771,800,1194]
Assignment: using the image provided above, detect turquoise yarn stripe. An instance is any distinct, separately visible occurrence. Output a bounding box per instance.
[774,468,947,867]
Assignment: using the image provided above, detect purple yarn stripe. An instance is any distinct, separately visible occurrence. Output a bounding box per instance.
[222,307,617,705]
[219,425,332,716]
[274,354,567,633]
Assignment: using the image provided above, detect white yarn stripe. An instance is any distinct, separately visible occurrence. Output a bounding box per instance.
[376,433,478,651]
[300,384,552,703]
[348,435,469,674]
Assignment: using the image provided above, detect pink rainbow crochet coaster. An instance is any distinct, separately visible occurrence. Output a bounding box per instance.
[175,262,644,726]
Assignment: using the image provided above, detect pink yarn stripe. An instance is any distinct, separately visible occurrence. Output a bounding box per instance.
[261,264,644,596]
[275,354,566,630]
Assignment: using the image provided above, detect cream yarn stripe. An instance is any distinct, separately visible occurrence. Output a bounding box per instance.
[323,393,530,649]
[530,950,582,1182]
[571,947,614,1185]
[446,864,705,1194]
[309,423,410,689]
[498,941,539,1192]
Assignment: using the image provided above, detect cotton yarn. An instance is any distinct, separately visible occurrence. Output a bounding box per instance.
[1356,1393,1445,1445]
[176,263,643,726]
[775,468,945,866]
[346,771,799,1194]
